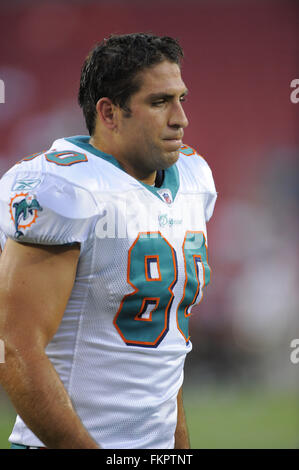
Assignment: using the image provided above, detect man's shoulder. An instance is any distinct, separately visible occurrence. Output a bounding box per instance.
[0,137,100,245]
[178,144,209,166]
[177,143,217,221]
[0,136,112,195]
[7,136,93,183]
[177,143,214,180]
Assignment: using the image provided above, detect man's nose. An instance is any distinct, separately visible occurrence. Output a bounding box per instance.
[169,101,189,129]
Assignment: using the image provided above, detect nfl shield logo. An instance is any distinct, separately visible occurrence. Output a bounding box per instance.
[157,188,173,205]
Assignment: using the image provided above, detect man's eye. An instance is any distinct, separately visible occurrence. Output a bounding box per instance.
[180,96,187,103]
[152,100,165,107]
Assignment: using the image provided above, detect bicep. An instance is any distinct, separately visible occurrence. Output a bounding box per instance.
[0,239,80,349]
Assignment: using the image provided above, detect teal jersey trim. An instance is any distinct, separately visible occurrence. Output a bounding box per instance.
[65,136,180,203]
[11,443,27,449]
[65,136,122,169]
[139,165,179,203]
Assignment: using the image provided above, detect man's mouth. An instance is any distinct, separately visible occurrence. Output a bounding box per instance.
[163,137,183,149]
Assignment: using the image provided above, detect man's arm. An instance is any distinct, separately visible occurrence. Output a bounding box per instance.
[174,386,190,449]
[174,387,190,449]
[0,239,99,449]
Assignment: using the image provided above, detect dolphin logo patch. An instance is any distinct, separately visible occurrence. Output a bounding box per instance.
[9,192,43,239]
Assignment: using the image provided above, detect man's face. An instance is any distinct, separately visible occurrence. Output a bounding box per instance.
[115,60,189,179]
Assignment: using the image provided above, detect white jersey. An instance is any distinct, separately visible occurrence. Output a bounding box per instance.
[0,136,217,449]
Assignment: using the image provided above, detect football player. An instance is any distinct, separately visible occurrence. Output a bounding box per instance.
[0,33,217,449]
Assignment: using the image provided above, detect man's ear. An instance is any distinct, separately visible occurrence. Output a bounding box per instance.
[95,97,118,130]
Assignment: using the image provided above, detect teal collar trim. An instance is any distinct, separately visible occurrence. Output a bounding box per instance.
[139,166,179,203]
[65,135,180,203]
[65,135,122,169]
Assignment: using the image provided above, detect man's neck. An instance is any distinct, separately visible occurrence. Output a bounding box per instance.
[89,135,157,185]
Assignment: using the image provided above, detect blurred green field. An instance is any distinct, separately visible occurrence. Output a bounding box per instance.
[0,407,15,449]
[0,387,298,449]
[185,387,298,449]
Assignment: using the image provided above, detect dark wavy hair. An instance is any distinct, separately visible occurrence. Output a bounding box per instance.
[78,33,184,135]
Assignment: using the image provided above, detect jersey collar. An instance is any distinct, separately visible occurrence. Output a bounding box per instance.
[65,135,180,204]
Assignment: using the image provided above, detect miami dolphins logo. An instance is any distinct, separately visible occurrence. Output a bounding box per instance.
[9,192,43,239]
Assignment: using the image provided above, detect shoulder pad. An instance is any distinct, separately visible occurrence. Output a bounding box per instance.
[179,144,202,158]
[0,162,98,245]
[178,143,217,222]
